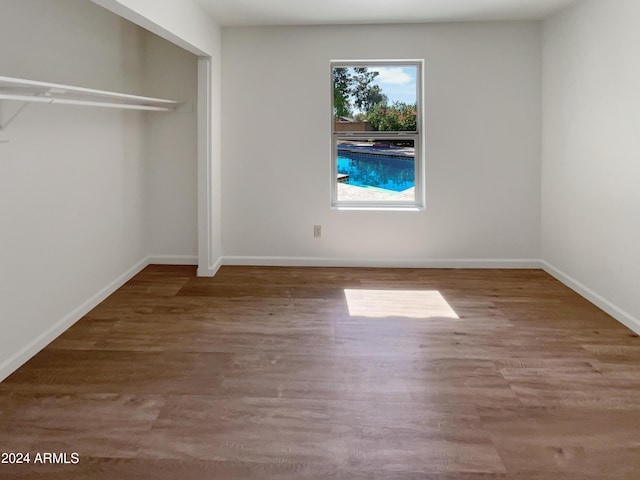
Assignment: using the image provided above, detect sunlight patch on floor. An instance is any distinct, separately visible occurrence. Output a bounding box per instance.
[344,289,459,319]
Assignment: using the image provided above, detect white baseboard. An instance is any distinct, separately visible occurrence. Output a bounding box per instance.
[147,254,198,265]
[147,254,223,276]
[0,258,149,383]
[222,256,542,269]
[542,261,640,335]
[197,256,223,277]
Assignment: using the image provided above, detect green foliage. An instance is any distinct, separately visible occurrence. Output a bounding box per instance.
[353,112,367,122]
[333,66,388,120]
[351,67,387,112]
[366,102,417,131]
[333,67,352,118]
[333,67,417,132]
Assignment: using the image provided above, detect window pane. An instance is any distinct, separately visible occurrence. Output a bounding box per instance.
[333,65,418,133]
[331,60,422,208]
[336,137,416,203]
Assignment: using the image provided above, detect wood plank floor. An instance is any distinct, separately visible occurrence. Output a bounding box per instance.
[1,265,639,479]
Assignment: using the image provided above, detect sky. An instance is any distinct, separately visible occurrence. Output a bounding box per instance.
[368,65,418,105]
[336,65,418,115]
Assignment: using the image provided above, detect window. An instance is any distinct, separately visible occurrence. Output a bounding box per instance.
[331,60,423,209]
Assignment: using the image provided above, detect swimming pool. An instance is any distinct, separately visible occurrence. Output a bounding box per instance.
[337,153,415,192]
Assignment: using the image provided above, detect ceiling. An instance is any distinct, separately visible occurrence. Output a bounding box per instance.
[194,0,581,27]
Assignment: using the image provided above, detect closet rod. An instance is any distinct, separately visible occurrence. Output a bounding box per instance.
[0,94,175,112]
[0,76,178,105]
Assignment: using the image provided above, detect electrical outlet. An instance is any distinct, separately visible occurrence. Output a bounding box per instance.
[313,225,322,238]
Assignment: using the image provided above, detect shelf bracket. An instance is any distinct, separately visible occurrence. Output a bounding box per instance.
[0,100,30,132]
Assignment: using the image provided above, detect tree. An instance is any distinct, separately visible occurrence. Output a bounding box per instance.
[351,67,387,112]
[333,66,387,119]
[366,101,417,131]
[333,67,352,118]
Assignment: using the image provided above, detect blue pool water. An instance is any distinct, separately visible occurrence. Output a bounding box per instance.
[337,153,414,192]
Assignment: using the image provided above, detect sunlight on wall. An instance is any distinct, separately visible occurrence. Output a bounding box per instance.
[343,289,459,319]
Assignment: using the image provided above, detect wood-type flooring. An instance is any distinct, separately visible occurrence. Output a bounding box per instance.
[1,265,639,479]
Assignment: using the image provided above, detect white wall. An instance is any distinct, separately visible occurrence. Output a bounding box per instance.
[542,0,640,332]
[93,0,224,274]
[0,0,148,379]
[221,23,542,266]
[92,0,219,56]
[143,33,198,261]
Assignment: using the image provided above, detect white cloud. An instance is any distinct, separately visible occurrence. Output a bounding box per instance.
[370,67,412,85]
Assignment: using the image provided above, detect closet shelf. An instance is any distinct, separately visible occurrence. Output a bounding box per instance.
[0,75,184,122]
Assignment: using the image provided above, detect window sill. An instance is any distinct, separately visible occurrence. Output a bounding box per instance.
[332,204,424,212]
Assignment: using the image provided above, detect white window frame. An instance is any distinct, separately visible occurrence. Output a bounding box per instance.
[331,59,425,210]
